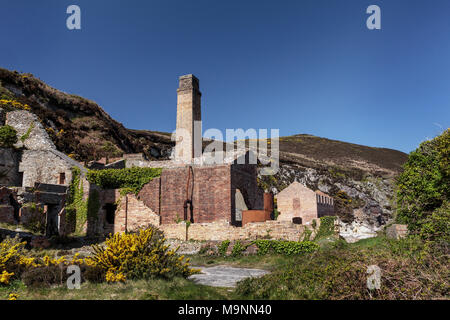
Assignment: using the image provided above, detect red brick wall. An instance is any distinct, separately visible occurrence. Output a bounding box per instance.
[137,177,161,214]
[191,165,232,223]
[159,167,190,224]
[159,165,232,224]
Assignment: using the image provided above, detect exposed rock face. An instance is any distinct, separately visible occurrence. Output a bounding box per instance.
[259,162,396,235]
[338,219,379,243]
[6,110,55,150]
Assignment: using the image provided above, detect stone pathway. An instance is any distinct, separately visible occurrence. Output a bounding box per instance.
[188,265,269,288]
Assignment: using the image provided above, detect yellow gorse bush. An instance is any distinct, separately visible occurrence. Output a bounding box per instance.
[8,293,19,300]
[0,99,31,111]
[0,236,87,286]
[105,269,126,283]
[86,227,199,281]
[0,270,14,285]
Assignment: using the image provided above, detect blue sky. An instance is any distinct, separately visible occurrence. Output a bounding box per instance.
[1,0,449,153]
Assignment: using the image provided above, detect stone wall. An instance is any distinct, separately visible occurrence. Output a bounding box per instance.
[6,110,55,150]
[114,192,160,234]
[160,220,307,242]
[386,224,408,240]
[19,150,73,187]
[0,148,21,186]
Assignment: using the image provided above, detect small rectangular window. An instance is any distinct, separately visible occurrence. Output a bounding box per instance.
[59,173,66,185]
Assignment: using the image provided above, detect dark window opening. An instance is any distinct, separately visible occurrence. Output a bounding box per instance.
[59,172,66,185]
[104,203,117,224]
[18,172,23,187]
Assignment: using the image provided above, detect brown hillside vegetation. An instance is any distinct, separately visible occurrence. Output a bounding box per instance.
[0,68,173,162]
[0,67,406,178]
[278,134,407,177]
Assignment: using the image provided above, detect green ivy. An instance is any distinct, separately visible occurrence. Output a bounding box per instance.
[218,240,230,256]
[315,216,337,239]
[20,123,34,142]
[87,189,100,221]
[87,167,162,195]
[66,167,87,234]
[231,240,245,257]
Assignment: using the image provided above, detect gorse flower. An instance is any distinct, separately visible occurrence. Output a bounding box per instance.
[86,226,199,282]
[0,99,31,111]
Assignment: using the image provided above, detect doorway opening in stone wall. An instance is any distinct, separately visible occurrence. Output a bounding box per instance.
[17,172,23,187]
[45,204,59,237]
[103,203,117,234]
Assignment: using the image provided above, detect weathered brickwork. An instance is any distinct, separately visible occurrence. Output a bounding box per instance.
[158,165,233,224]
[113,192,160,234]
[137,177,161,213]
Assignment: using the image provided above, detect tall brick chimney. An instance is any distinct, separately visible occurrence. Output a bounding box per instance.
[174,74,202,163]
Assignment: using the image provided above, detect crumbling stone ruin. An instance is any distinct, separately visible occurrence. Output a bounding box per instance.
[0,74,337,242]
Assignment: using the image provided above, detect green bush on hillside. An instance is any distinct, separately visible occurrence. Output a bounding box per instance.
[0,125,17,148]
[396,129,449,241]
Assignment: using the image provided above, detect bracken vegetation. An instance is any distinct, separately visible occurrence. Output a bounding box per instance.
[234,236,448,300]
[0,68,174,162]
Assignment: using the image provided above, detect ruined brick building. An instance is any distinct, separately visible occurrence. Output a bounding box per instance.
[92,75,268,236]
[0,74,335,241]
[276,181,334,225]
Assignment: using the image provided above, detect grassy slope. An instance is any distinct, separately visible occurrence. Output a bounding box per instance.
[2,236,447,300]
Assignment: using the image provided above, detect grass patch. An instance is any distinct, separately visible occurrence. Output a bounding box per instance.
[0,277,230,300]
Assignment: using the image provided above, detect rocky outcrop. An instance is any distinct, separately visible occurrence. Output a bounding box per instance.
[6,110,55,150]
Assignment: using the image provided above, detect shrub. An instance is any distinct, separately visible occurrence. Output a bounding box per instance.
[254,240,319,256]
[315,216,337,239]
[231,241,245,257]
[419,201,450,243]
[396,129,449,240]
[21,265,67,288]
[86,167,162,195]
[20,123,34,143]
[218,240,230,256]
[0,236,29,283]
[85,226,198,281]
[0,125,18,148]
[235,237,448,300]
